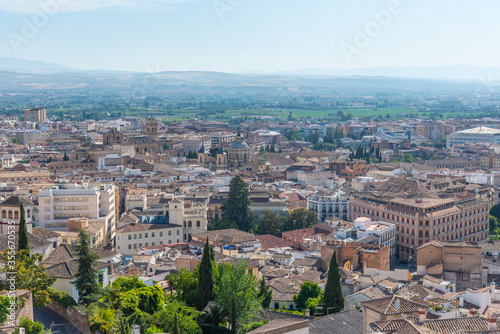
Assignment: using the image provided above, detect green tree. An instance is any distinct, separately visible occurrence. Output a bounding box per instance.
[286,130,301,141]
[221,175,256,232]
[257,277,273,309]
[402,153,415,163]
[198,239,215,310]
[258,211,285,237]
[0,296,12,323]
[14,317,49,334]
[73,228,101,305]
[63,152,70,161]
[324,251,344,314]
[284,209,319,231]
[491,205,500,221]
[293,281,322,311]
[152,301,201,334]
[0,250,55,308]
[490,215,499,235]
[216,261,262,334]
[171,268,198,307]
[307,132,320,145]
[18,201,29,252]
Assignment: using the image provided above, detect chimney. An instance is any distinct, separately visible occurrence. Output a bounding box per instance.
[470,308,478,316]
[418,308,427,325]
[488,315,497,331]
[459,295,464,307]
[492,282,496,301]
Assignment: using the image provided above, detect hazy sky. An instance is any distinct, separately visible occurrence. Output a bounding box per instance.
[0,0,499,72]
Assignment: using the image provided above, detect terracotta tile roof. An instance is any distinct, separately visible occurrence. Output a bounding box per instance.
[31,227,60,240]
[116,223,181,233]
[362,296,428,315]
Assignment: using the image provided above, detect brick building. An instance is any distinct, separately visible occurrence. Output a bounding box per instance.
[350,178,489,261]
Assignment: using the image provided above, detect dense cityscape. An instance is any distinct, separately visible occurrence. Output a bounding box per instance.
[2,1,500,333]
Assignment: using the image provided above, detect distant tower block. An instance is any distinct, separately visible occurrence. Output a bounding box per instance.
[146,118,158,139]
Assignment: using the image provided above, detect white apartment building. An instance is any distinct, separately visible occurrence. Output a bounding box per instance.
[447,127,500,148]
[38,183,116,248]
[115,223,183,255]
[355,217,396,258]
[307,190,349,221]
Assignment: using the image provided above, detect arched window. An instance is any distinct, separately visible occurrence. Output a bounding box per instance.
[2,210,6,218]
[8,211,12,219]
[14,211,19,220]
[184,221,187,227]
[188,221,192,228]
[196,221,201,227]
[27,209,31,218]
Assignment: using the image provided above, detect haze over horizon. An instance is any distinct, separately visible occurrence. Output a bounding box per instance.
[1,0,499,74]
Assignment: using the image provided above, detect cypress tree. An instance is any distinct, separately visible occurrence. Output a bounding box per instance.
[73,229,100,305]
[198,239,214,310]
[231,293,236,334]
[18,201,29,252]
[171,313,180,334]
[324,251,344,315]
[221,175,256,232]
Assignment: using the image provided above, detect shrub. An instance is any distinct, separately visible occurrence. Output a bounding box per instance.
[48,287,77,308]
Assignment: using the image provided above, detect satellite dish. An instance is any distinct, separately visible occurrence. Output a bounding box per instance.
[394,299,401,311]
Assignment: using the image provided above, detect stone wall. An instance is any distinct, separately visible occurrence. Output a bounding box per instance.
[46,301,91,334]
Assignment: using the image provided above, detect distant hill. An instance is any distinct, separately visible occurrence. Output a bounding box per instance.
[274,65,500,82]
[0,57,73,72]
[0,58,497,93]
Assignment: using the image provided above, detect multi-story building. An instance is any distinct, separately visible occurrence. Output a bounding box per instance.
[353,217,396,258]
[447,127,500,148]
[24,107,47,123]
[115,223,183,255]
[21,131,50,145]
[350,178,489,261]
[416,121,456,141]
[341,160,368,181]
[307,190,349,221]
[182,137,212,153]
[168,198,208,242]
[38,184,116,248]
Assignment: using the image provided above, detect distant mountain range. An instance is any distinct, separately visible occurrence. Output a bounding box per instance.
[0,57,73,72]
[1,57,499,92]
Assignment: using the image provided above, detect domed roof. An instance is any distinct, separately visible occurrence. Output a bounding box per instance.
[229,141,250,150]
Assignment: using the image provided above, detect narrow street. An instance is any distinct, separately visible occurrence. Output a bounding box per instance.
[33,307,83,334]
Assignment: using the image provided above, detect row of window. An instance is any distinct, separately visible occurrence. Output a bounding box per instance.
[126,239,180,249]
[2,209,31,219]
[127,230,179,240]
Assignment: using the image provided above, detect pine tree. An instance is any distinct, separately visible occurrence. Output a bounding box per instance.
[198,239,214,311]
[73,229,101,305]
[18,201,29,252]
[171,313,180,334]
[324,251,344,315]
